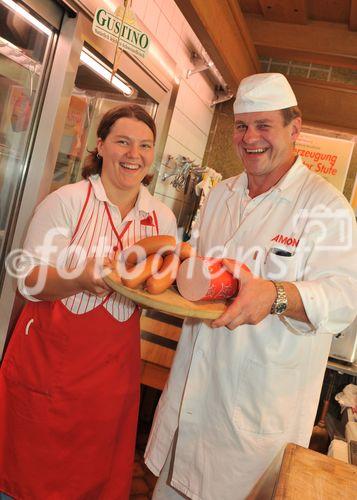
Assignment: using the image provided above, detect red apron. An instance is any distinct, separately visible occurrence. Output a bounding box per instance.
[0,299,140,499]
[0,183,158,499]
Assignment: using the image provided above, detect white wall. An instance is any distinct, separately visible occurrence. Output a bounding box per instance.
[131,0,216,224]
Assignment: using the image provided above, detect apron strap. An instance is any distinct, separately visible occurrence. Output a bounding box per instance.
[118,221,132,241]
[104,203,132,252]
[152,210,159,235]
[70,182,92,244]
[102,291,113,305]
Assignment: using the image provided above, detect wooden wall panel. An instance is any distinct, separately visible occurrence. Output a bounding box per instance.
[256,44,357,70]
[245,15,357,67]
[290,79,357,130]
[140,361,169,390]
[309,0,350,24]
[350,0,357,30]
[258,0,308,24]
[239,0,262,15]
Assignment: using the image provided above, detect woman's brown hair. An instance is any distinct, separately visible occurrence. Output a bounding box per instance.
[82,104,156,185]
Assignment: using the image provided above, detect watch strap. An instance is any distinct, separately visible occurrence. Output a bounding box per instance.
[270,281,288,315]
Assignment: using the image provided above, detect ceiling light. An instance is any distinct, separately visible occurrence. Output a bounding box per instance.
[103,0,116,12]
[2,0,52,36]
[79,48,133,96]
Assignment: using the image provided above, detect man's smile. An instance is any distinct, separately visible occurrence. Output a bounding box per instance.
[244,147,269,155]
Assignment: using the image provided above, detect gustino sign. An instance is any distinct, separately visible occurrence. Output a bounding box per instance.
[92,7,150,59]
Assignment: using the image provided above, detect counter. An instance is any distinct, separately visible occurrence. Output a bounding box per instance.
[248,443,357,499]
[327,358,357,377]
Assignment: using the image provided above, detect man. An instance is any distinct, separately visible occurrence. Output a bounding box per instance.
[145,73,357,499]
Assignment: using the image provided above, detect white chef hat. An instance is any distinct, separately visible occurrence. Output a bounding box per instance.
[233,73,298,114]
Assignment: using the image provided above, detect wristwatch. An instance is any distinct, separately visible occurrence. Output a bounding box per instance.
[270,281,288,315]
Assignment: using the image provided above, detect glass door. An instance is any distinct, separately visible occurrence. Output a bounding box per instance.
[0,0,55,288]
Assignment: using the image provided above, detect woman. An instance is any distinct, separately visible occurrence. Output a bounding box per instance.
[0,104,177,499]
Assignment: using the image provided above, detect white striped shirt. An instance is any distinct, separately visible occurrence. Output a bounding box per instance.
[18,175,177,322]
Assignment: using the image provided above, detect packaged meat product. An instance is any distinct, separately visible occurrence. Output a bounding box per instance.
[176,257,238,301]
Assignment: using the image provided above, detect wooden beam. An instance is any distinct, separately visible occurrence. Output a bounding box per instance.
[258,0,308,24]
[245,15,357,67]
[308,0,350,24]
[239,0,262,15]
[350,0,357,30]
[174,0,260,90]
[256,44,357,70]
[288,77,357,130]
[226,0,261,71]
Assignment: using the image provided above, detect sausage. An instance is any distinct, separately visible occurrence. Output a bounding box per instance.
[121,254,164,289]
[175,242,196,261]
[122,235,176,265]
[146,253,181,294]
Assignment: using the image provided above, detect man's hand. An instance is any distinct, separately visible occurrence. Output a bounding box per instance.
[211,259,276,330]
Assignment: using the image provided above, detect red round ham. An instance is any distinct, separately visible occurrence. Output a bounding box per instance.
[176,257,238,301]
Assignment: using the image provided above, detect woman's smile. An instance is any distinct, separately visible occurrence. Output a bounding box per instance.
[119,162,141,171]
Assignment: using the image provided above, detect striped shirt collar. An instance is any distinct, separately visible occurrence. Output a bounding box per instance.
[89,174,152,215]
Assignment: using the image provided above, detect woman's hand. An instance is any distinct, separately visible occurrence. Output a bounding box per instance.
[25,257,112,301]
[76,257,112,296]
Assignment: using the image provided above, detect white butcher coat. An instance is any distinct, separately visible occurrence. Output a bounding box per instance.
[145,157,357,500]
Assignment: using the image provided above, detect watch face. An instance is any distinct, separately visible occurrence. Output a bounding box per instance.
[275,302,287,315]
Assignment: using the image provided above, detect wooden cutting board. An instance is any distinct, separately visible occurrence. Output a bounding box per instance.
[104,270,227,320]
[248,443,357,499]
[274,443,357,498]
